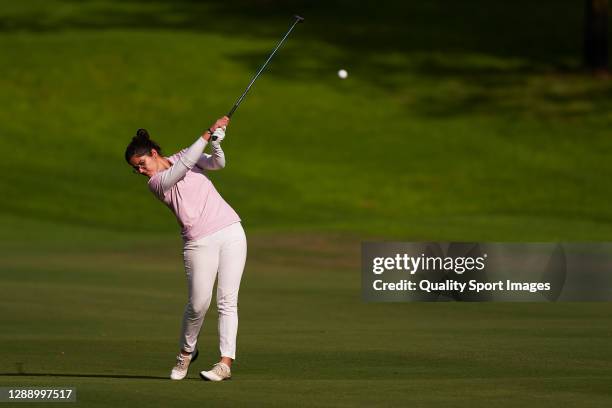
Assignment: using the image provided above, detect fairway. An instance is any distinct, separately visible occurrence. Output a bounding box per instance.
[2,220,611,407]
[1,1,612,406]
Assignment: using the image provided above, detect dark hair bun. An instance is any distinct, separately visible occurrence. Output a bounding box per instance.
[125,128,162,163]
[136,128,150,140]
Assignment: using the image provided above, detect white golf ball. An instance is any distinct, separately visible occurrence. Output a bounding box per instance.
[337,69,348,79]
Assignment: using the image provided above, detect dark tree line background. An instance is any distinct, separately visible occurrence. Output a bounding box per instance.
[584,0,609,71]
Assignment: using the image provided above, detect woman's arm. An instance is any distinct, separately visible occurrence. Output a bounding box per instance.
[155,135,209,192]
[197,128,226,170]
[149,117,230,194]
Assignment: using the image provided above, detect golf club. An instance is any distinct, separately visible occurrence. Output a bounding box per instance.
[212,15,304,140]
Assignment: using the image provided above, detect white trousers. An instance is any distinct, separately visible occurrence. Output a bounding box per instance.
[180,222,247,360]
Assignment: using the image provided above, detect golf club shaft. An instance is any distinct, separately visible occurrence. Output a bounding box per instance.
[211,15,303,140]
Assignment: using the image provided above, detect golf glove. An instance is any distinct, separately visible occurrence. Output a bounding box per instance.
[211,127,225,146]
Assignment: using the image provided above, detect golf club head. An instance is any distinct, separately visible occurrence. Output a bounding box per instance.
[294,15,305,23]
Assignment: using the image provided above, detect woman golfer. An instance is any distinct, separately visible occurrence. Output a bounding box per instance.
[125,116,246,381]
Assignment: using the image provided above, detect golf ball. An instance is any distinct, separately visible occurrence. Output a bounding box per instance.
[338,69,348,79]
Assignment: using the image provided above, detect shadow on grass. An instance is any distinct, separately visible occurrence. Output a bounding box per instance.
[0,0,584,62]
[0,372,173,380]
[1,0,609,119]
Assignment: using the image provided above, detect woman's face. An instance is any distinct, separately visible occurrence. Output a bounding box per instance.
[129,150,160,178]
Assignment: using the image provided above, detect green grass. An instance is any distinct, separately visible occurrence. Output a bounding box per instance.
[1,1,612,406]
[1,224,611,407]
[1,0,612,239]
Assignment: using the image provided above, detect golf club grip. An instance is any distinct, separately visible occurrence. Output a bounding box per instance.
[211,111,233,141]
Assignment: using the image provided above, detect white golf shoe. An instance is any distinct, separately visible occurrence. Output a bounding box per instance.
[199,362,231,381]
[170,349,198,380]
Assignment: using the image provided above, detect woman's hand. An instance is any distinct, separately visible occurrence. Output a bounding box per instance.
[212,116,229,131]
[203,116,230,141]
[211,128,225,145]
